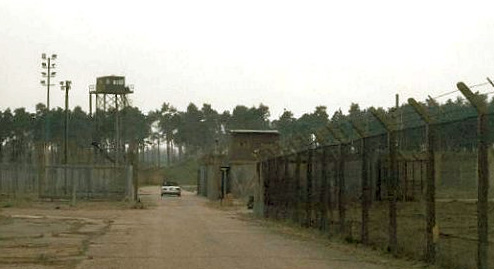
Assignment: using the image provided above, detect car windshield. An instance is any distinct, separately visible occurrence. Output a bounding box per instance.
[162,181,178,186]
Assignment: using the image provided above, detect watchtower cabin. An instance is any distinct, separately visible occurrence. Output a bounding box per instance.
[96,76,130,94]
[90,75,133,115]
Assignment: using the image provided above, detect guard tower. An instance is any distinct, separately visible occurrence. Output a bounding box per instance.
[89,76,133,115]
[89,76,134,164]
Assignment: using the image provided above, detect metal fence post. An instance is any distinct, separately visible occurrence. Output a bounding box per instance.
[327,148,337,234]
[294,152,302,224]
[266,159,273,218]
[71,166,76,206]
[389,120,398,256]
[325,125,347,235]
[274,157,280,219]
[370,107,398,255]
[408,98,436,263]
[36,143,46,198]
[262,160,269,218]
[306,148,314,227]
[337,143,346,235]
[320,146,329,231]
[457,82,489,269]
[350,120,369,245]
[129,142,139,202]
[283,156,289,219]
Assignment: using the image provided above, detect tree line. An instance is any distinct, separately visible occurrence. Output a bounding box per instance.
[1,95,493,165]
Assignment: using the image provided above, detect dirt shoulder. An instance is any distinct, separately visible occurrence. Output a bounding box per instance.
[209,200,437,269]
[0,200,131,268]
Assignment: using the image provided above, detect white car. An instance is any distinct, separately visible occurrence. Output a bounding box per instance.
[161,181,181,197]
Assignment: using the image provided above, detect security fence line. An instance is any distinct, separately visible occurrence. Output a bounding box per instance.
[258,82,491,269]
[0,164,134,201]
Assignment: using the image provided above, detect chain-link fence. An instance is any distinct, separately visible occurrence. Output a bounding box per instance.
[258,84,494,269]
[0,163,133,201]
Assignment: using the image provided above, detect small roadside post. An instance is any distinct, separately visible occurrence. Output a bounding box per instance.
[220,166,230,205]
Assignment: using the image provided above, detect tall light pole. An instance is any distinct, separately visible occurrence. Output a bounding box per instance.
[40,53,57,110]
[40,53,57,167]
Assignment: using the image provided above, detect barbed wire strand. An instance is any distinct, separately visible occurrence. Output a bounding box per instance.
[428,80,493,100]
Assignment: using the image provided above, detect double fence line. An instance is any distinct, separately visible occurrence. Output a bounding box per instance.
[257,82,490,269]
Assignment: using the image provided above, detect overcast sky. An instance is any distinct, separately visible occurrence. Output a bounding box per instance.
[1,0,494,119]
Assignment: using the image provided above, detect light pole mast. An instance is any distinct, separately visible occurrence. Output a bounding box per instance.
[40,53,57,110]
[40,53,57,167]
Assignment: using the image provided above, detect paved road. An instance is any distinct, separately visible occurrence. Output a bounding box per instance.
[77,187,424,269]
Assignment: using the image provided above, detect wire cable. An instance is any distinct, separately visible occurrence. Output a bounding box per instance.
[468,82,490,88]
[429,79,492,101]
[431,90,460,100]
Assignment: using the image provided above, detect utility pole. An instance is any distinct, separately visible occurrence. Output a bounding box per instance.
[60,80,73,204]
[60,81,71,164]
